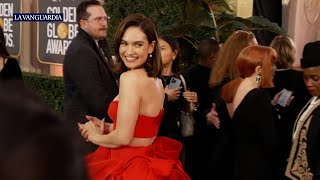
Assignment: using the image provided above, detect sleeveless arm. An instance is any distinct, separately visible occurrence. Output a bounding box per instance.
[88,71,140,147]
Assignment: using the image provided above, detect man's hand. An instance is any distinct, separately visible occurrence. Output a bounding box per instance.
[206,103,220,129]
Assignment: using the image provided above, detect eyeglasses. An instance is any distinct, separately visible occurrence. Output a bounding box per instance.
[84,16,110,24]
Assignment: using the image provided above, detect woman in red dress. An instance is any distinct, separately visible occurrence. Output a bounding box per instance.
[78,13,190,180]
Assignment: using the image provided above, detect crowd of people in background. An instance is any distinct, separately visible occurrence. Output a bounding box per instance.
[1,0,320,179]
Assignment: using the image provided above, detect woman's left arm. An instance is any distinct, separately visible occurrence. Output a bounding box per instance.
[82,72,140,148]
[183,91,199,112]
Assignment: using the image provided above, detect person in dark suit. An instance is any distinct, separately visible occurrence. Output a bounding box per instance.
[286,41,320,180]
[182,38,220,180]
[63,0,118,154]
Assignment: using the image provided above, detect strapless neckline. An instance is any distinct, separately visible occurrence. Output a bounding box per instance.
[110,101,164,118]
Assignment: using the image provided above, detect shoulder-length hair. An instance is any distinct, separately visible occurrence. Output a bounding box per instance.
[221,45,277,103]
[209,30,256,88]
[113,13,162,78]
[270,35,295,69]
[159,35,180,75]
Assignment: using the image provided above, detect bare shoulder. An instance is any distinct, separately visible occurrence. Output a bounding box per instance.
[120,69,143,80]
[119,69,148,86]
[120,71,137,81]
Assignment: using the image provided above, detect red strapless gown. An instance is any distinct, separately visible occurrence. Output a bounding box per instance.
[85,101,190,180]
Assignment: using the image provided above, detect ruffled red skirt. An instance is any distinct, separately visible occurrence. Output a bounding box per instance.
[85,137,190,180]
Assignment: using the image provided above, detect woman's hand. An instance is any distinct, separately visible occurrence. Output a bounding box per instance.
[271,90,295,107]
[78,119,104,143]
[85,115,114,134]
[183,91,198,104]
[183,91,199,112]
[165,85,182,101]
[78,116,114,142]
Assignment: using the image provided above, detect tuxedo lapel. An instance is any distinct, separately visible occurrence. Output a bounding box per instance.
[77,28,118,87]
[95,45,118,87]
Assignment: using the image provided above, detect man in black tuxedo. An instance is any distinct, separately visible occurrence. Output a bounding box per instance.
[63,0,118,154]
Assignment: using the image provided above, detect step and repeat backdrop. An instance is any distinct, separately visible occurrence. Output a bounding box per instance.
[37,0,80,64]
[0,0,21,57]
[0,0,83,65]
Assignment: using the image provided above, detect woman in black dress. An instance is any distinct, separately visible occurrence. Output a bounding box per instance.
[158,36,199,177]
[158,35,199,140]
[157,35,184,140]
[221,45,278,180]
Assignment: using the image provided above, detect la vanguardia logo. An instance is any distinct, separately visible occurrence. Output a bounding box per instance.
[13,13,63,21]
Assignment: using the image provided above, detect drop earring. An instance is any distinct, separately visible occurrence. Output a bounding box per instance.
[256,73,261,84]
[149,54,153,58]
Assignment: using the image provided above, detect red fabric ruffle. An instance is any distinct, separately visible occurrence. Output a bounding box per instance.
[85,137,190,180]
